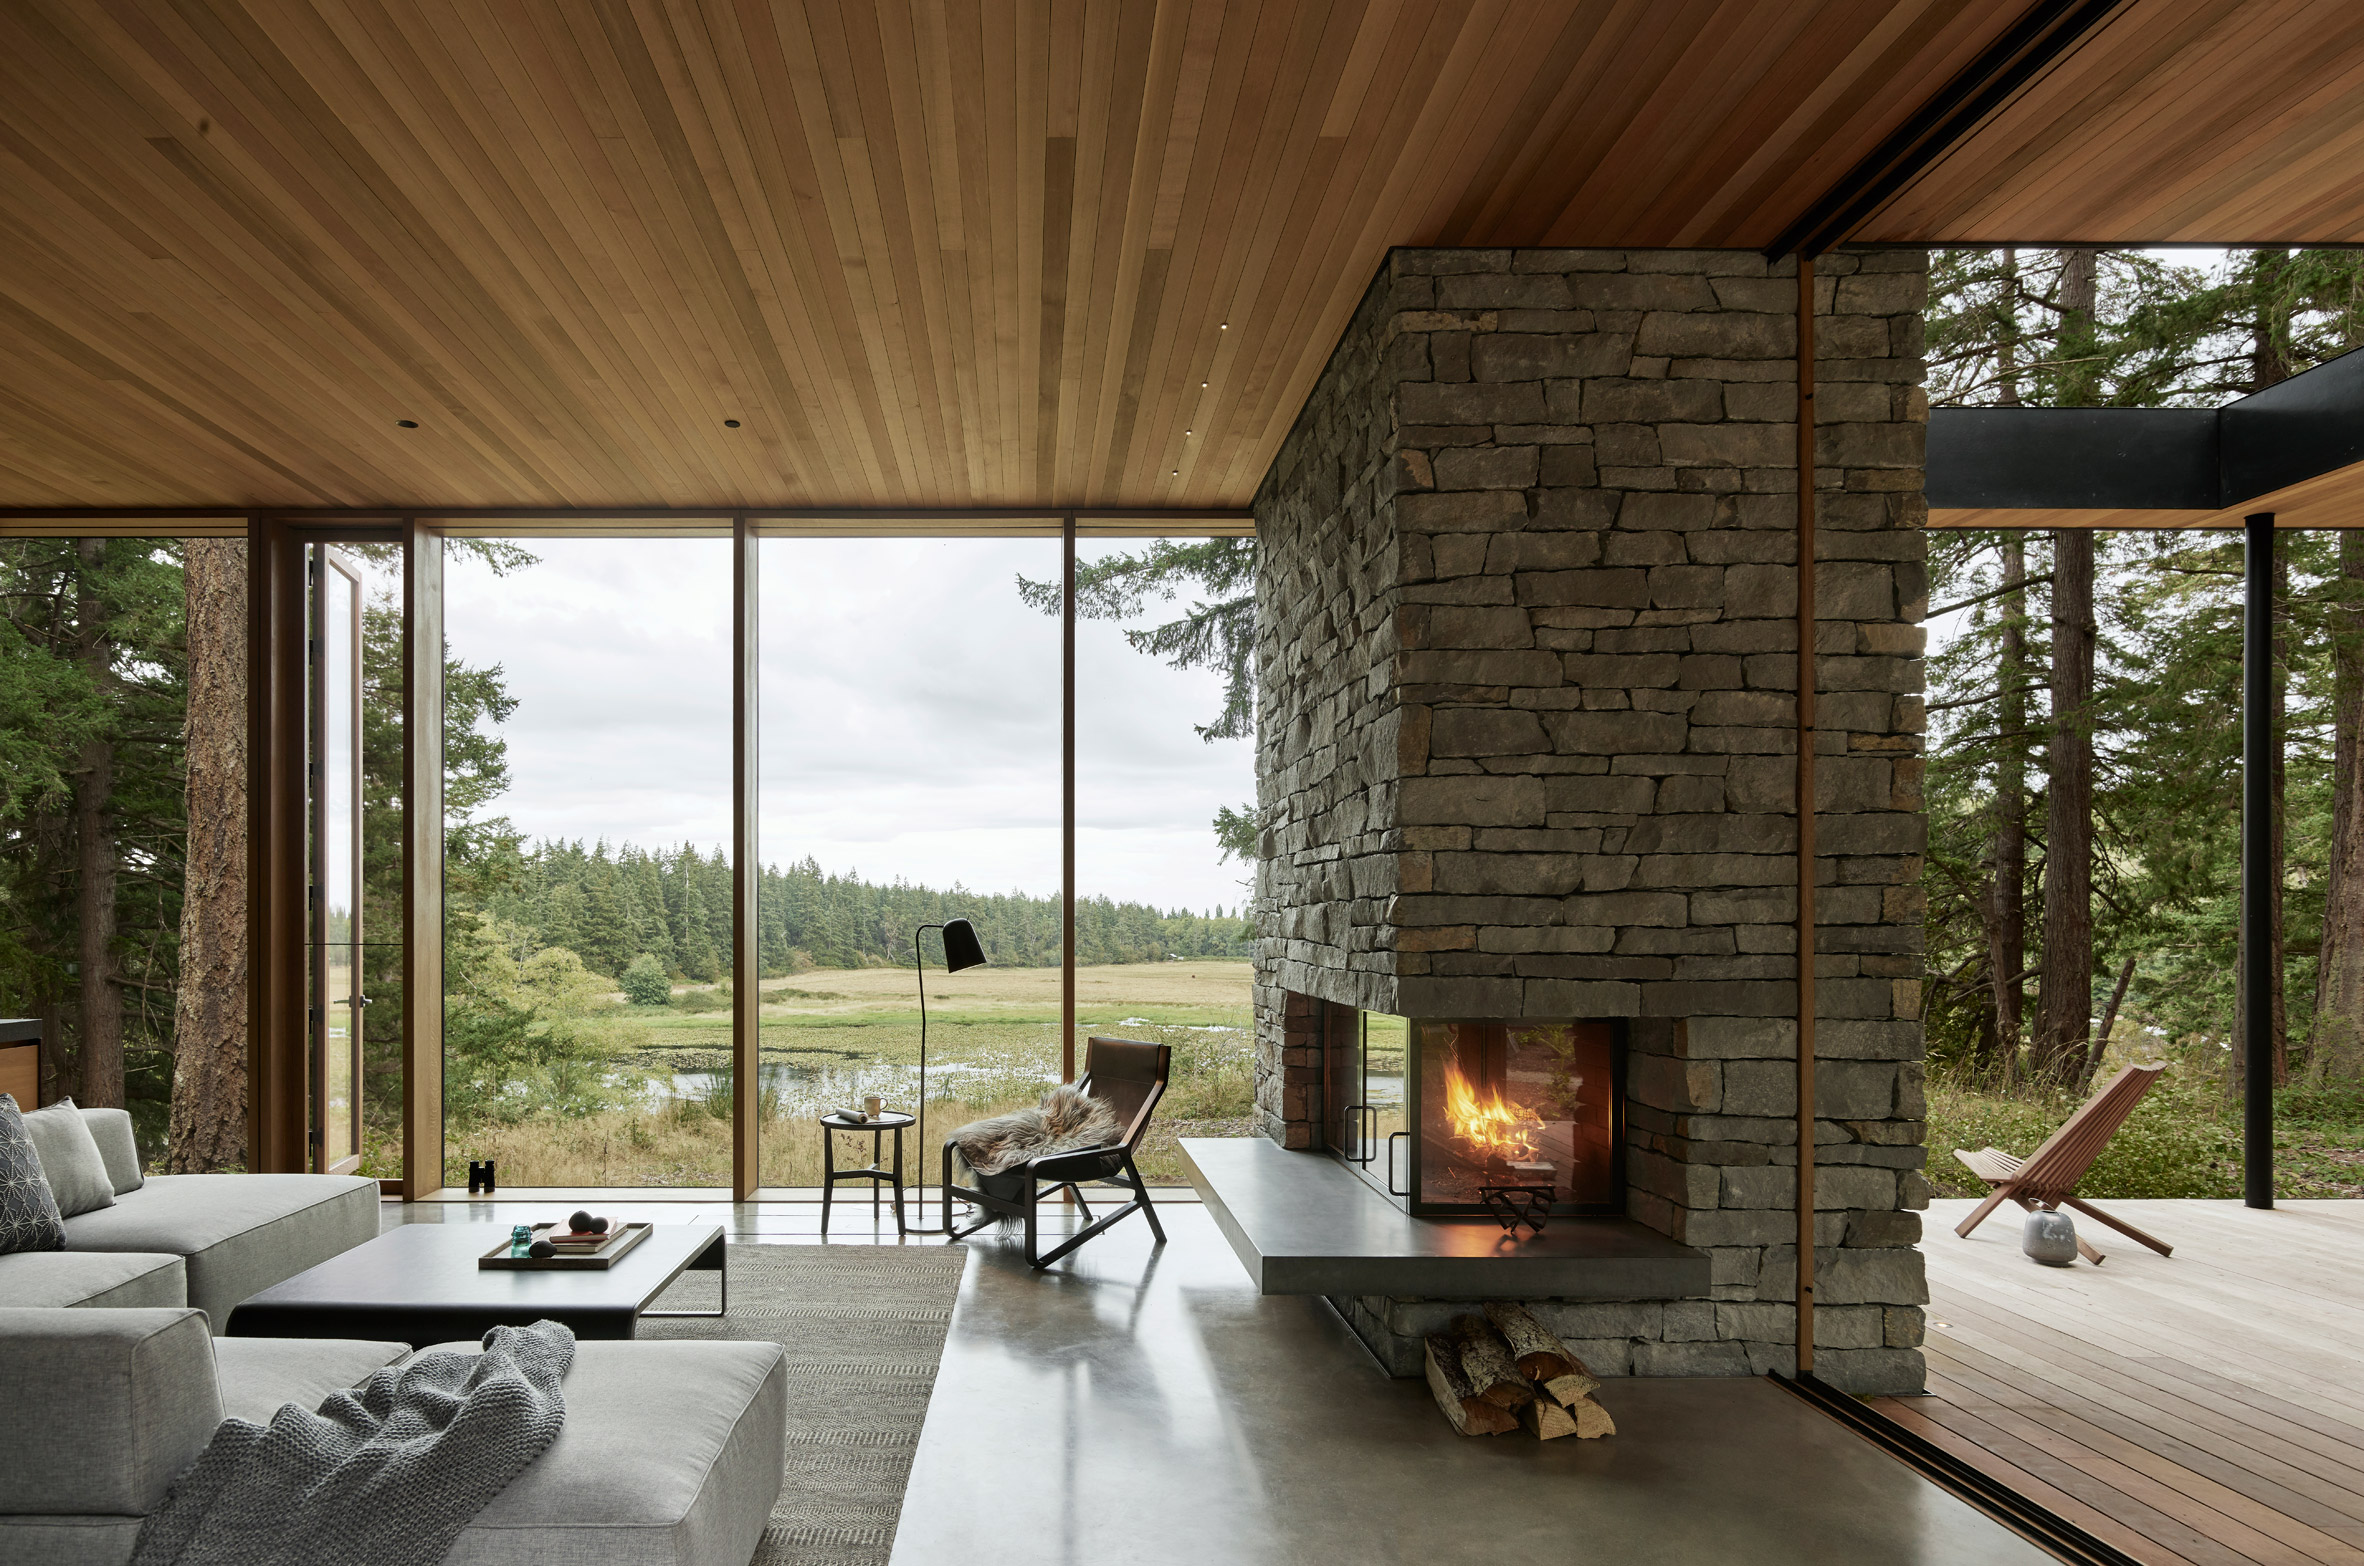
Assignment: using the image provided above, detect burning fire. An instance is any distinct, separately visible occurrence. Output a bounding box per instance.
[1443,1060,1546,1163]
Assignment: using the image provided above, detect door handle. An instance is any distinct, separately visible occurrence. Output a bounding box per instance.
[1386,1131,1410,1197]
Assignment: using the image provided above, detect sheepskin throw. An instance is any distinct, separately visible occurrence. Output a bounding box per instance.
[132,1319,575,1566]
[951,1085,1123,1176]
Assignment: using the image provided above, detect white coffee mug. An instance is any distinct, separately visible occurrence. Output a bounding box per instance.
[864,1093,884,1117]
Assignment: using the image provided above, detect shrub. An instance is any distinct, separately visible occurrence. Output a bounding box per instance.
[620,953,672,1007]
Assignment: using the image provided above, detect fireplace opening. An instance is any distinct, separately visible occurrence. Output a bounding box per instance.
[1319,1004,1623,1219]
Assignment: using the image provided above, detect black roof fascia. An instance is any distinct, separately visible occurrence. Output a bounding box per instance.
[2219,343,2364,504]
[1927,407,2218,510]
[1926,344,2364,512]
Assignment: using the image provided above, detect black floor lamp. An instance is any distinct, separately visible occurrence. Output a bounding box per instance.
[913,917,985,1226]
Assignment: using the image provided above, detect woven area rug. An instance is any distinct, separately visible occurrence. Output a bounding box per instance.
[643,1242,968,1566]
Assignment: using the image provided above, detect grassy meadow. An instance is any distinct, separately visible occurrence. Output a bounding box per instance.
[427,961,1256,1189]
[1927,1051,2364,1201]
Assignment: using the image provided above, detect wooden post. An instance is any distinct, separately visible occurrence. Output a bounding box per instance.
[248,517,309,1173]
[733,518,761,1199]
[402,520,443,1200]
[1062,516,1077,1084]
[1795,255,1819,1376]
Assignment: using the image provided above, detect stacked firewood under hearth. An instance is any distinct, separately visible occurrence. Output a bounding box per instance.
[1424,1302,1615,1440]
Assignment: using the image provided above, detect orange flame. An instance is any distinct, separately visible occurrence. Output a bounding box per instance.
[1443,1059,1545,1162]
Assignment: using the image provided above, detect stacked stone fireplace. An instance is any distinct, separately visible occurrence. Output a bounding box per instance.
[1247,246,1931,1395]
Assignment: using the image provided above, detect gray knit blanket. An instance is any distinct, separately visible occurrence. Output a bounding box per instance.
[132,1319,575,1566]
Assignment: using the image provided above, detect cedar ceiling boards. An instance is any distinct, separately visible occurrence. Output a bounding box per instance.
[1861,0,2364,243]
[0,0,2035,514]
[8,2,2364,519]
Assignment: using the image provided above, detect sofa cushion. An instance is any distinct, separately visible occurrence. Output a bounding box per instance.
[77,1107,144,1195]
[212,1334,410,1427]
[440,1339,787,1566]
[21,1099,115,1218]
[0,1094,64,1255]
[0,1307,221,1517]
[0,1514,145,1566]
[63,1173,381,1330]
[0,1250,184,1310]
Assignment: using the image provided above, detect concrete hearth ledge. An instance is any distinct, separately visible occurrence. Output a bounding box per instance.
[1181,1138,1710,1300]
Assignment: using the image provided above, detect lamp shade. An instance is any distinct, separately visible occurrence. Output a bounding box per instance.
[940,917,986,972]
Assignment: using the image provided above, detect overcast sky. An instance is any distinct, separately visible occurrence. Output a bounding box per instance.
[438,536,1254,912]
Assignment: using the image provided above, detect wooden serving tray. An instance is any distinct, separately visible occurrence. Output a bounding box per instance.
[478,1221,652,1271]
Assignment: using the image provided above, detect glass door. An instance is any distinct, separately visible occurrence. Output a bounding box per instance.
[311,546,364,1174]
[1323,1006,1409,1204]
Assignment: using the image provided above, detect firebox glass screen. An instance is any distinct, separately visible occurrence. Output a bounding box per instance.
[1414,1021,1615,1211]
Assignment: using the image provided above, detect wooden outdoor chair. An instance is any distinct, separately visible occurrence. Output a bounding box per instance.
[942,1036,1170,1269]
[1952,1061,2174,1265]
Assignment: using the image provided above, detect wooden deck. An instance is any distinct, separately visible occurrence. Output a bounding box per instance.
[1878,1199,2364,1566]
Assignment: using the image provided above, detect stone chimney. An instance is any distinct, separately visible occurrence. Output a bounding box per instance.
[1247,246,1931,1395]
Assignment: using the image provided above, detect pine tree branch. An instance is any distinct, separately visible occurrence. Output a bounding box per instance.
[1928,574,2053,619]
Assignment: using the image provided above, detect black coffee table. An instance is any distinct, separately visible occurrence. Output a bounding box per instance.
[225,1221,726,1344]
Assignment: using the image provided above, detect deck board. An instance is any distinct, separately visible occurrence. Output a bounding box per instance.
[1886,1200,2364,1566]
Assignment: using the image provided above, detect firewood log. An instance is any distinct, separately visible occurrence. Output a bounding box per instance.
[1564,1393,1617,1439]
[1519,1396,1579,1440]
[1448,1314,1536,1409]
[1542,1367,1602,1405]
[1484,1301,1576,1383]
[1425,1335,1517,1435]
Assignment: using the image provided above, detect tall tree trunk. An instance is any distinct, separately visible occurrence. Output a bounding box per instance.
[2317,528,2364,1083]
[2037,529,2096,1083]
[72,538,124,1108]
[167,539,249,1171]
[1990,535,2029,1073]
[2035,251,2100,1084]
[1985,250,2029,1079]
[2256,250,2294,1088]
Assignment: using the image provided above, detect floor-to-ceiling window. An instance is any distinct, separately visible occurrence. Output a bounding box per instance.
[438,535,733,1188]
[1073,537,1257,1184]
[0,533,255,1175]
[378,520,1252,1192]
[755,534,1062,1194]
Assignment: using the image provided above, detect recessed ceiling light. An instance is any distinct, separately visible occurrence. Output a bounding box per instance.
[724,419,741,428]
[1201,381,1208,388]
[396,419,418,428]
[1185,430,1192,436]
[1219,322,1228,330]
[1172,469,1180,476]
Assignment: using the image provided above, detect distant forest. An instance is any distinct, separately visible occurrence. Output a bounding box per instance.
[475,839,1251,980]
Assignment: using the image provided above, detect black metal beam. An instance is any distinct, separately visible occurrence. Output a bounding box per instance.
[1926,344,2364,514]
[2221,342,2364,503]
[1927,408,2218,510]
[2243,513,2275,1210]
[1763,0,2129,260]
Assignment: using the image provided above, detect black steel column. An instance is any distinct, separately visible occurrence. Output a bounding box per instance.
[2242,512,2274,1210]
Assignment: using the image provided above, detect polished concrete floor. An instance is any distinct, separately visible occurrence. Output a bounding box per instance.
[376,1196,2052,1564]
[892,1204,2054,1566]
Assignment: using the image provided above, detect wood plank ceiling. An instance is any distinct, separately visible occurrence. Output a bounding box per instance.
[4,1,2363,515]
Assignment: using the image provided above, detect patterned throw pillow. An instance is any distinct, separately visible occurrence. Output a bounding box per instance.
[0,1093,66,1255]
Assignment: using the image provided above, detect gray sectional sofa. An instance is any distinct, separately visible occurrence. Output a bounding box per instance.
[0,1107,380,1327]
[0,1307,787,1566]
[0,1105,790,1566]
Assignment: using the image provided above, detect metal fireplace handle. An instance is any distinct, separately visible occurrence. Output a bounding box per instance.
[1386,1131,1409,1197]
[1343,1103,1377,1164]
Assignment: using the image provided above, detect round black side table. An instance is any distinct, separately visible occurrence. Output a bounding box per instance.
[818,1110,914,1236]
